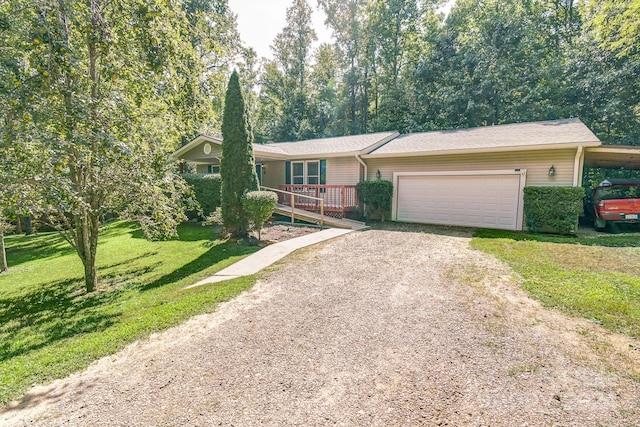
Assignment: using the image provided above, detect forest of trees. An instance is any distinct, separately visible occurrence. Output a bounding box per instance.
[246,0,639,147]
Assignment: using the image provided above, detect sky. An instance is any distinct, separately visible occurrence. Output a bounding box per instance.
[227,0,334,60]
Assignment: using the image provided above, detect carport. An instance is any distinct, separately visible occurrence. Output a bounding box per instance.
[584,146,640,170]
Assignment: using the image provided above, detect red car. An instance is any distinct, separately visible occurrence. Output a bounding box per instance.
[586,179,640,231]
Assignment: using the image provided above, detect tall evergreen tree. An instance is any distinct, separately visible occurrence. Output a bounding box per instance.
[221,71,259,237]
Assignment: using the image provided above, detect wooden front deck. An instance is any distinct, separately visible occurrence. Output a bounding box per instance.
[277,185,359,219]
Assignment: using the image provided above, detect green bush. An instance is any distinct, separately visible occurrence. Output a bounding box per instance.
[523,186,585,235]
[241,191,278,240]
[181,174,222,218]
[356,179,393,221]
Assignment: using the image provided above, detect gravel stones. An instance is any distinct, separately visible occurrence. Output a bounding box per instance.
[2,228,639,426]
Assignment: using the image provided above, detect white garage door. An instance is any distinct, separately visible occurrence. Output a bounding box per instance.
[395,171,525,230]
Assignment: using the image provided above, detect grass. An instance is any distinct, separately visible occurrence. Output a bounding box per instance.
[471,228,640,339]
[0,221,260,406]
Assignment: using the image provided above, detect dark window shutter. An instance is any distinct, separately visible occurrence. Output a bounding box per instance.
[255,164,262,185]
[285,161,291,184]
[320,159,326,184]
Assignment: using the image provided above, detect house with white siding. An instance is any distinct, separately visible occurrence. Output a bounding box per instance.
[171,118,604,231]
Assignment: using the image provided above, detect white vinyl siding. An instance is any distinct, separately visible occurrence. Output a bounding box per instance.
[326,157,361,185]
[367,149,577,187]
[262,160,285,189]
[181,144,222,163]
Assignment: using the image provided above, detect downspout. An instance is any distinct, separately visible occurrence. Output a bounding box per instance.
[355,154,367,181]
[572,146,583,187]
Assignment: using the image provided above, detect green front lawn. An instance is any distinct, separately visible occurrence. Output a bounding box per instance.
[472,229,640,339]
[0,221,259,406]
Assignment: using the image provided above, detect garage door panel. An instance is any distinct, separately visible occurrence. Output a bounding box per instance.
[396,173,522,230]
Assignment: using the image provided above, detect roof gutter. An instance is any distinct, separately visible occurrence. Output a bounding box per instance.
[362,141,602,159]
[355,154,367,182]
[573,146,584,187]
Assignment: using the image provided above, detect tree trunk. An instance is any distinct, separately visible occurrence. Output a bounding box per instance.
[15,217,22,234]
[1,232,7,273]
[74,209,100,292]
[83,249,97,292]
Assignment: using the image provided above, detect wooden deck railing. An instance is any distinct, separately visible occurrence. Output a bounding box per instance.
[276,185,358,218]
[260,186,324,227]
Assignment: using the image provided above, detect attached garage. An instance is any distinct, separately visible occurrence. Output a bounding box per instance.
[394,170,527,230]
[363,118,603,231]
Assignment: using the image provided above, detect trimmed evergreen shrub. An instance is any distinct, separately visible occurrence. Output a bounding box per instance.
[242,191,278,240]
[181,173,221,218]
[523,186,585,235]
[356,179,393,221]
[220,71,259,237]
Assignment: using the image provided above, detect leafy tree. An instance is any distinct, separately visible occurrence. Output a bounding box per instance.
[0,0,209,292]
[253,60,286,143]
[367,0,423,132]
[255,0,317,142]
[318,0,370,135]
[183,0,243,134]
[569,1,640,146]
[220,71,259,237]
[587,0,639,59]
[308,44,340,137]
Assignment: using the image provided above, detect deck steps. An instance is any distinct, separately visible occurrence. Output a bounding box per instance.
[274,204,368,230]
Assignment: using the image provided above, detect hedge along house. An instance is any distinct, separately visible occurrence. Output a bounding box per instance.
[171,118,602,230]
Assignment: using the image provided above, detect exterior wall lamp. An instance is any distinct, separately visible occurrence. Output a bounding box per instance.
[376,169,381,179]
[548,165,556,176]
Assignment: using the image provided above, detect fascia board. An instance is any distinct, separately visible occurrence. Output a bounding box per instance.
[361,141,602,159]
[171,134,222,160]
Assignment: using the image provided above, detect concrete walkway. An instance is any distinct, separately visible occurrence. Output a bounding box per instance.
[185,227,354,289]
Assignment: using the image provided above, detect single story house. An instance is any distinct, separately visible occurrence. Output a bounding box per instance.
[171,118,605,231]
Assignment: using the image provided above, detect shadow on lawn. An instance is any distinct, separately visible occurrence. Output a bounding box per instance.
[128,222,220,242]
[0,233,255,362]
[5,234,75,267]
[0,277,121,362]
[138,241,257,292]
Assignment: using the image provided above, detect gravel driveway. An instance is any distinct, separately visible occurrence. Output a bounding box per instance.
[2,227,639,426]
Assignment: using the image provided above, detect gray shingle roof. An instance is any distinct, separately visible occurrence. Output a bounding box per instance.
[174,119,601,162]
[252,144,287,156]
[255,131,398,157]
[365,118,601,157]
